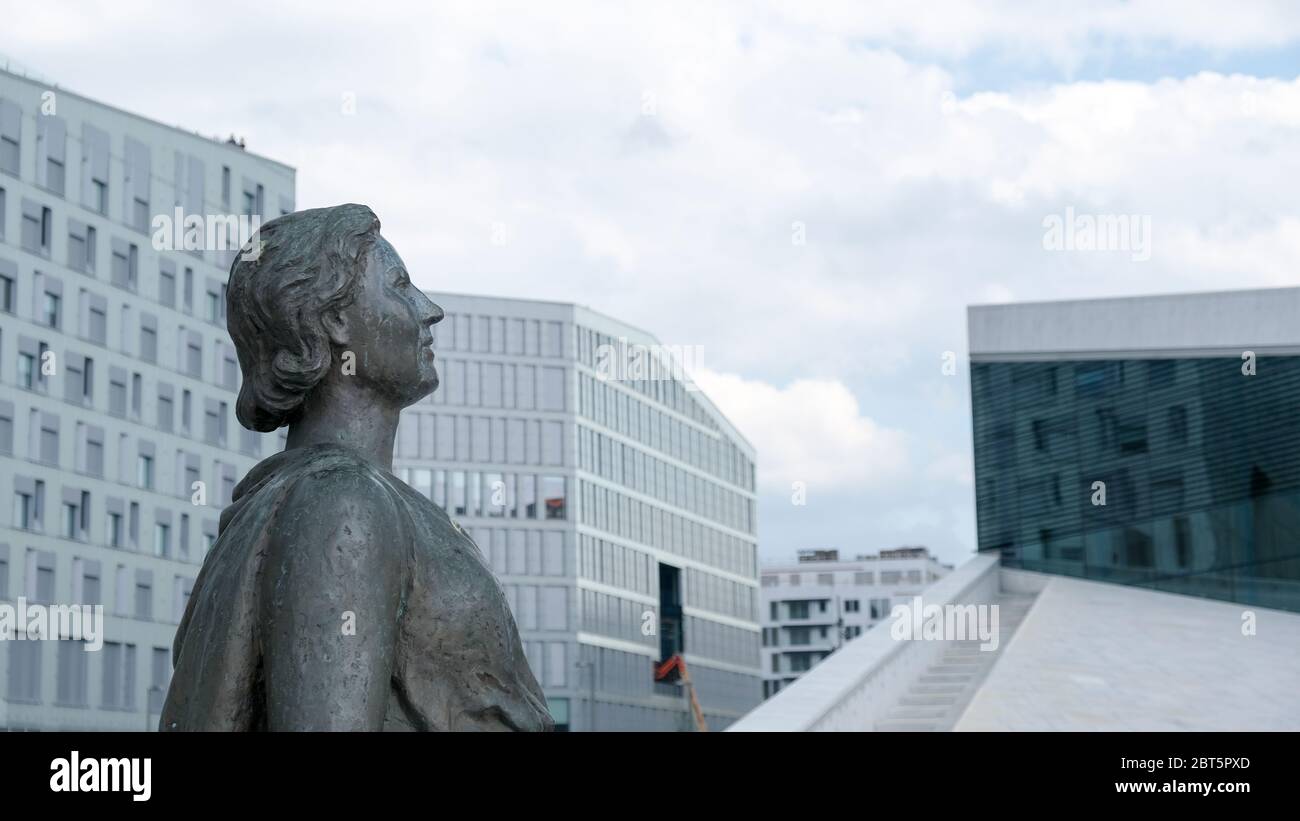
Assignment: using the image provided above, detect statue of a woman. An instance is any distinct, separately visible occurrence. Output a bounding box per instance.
[161,204,553,731]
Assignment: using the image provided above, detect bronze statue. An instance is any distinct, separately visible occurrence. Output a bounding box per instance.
[161,204,553,731]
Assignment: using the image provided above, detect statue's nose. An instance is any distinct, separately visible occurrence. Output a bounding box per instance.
[423,297,445,327]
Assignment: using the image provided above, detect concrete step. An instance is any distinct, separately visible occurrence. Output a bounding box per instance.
[912,683,967,695]
[875,720,941,732]
[919,673,974,684]
[938,654,986,664]
[886,706,950,721]
[929,664,987,675]
[899,694,958,707]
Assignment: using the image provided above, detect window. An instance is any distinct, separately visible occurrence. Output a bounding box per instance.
[62,498,83,540]
[68,223,96,272]
[0,271,13,313]
[541,475,566,520]
[137,454,154,489]
[101,642,137,709]
[154,523,170,558]
[107,511,123,548]
[158,393,173,431]
[787,601,808,619]
[57,641,88,706]
[1168,406,1189,445]
[7,641,41,702]
[134,574,153,619]
[844,599,860,613]
[140,325,157,363]
[22,204,53,255]
[540,367,566,411]
[46,152,65,194]
[14,490,34,530]
[159,264,176,307]
[18,352,35,388]
[0,101,19,176]
[42,292,60,328]
[77,556,101,601]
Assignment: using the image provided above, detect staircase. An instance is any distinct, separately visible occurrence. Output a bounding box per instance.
[874,593,1036,731]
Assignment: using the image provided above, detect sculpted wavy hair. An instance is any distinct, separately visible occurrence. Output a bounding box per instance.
[227,204,382,432]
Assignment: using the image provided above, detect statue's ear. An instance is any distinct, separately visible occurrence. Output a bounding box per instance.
[320,308,351,347]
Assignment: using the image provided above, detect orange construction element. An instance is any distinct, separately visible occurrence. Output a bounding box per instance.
[654,654,708,732]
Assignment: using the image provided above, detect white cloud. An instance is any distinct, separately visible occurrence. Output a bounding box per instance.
[7,1,1299,566]
[692,369,908,491]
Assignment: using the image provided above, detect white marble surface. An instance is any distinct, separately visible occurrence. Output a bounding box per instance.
[956,572,1300,731]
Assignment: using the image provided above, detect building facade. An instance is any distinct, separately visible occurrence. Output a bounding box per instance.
[395,293,762,730]
[0,68,294,729]
[759,547,950,699]
[969,289,1300,613]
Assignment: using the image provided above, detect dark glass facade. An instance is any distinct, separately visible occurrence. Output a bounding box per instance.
[971,356,1300,613]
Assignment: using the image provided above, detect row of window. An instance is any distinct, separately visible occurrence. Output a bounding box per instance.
[463,525,568,579]
[0,545,194,626]
[395,413,565,466]
[9,475,222,563]
[576,326,721,436]
[2,269,244,405]
[761,569,930,587]
[6,639,168,712]
[1,183,244,332]
[580,425,754,533]
[2,334,261,461]
[578,479,756,578]
[767,597,894,622]
[578,534,765,626]
[423,358,567,411]
[0,97,282,247]
[579,372,754,493]
[395,467,568,521]
[430,312,566,359]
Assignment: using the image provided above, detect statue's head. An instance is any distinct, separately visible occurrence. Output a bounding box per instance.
[227,204,444,432]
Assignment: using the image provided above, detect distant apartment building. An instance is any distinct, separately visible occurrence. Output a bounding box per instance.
[970,289,1300,613]
[759,547,951,698]
[395,293,761,730]
[0,67,294,729]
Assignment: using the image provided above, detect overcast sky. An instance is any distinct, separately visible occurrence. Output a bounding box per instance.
[7,1,1300,568]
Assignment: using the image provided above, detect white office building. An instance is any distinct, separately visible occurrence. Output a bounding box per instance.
[396,293,762,730]
[0,67,294,729]
[760,547,951,699]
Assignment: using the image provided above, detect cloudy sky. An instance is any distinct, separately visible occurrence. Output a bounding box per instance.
[7,1,1300,568]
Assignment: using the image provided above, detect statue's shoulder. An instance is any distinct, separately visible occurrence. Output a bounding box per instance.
[237,444,406,534]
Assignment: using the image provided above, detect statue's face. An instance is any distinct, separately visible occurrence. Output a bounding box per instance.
[341,235,444,406]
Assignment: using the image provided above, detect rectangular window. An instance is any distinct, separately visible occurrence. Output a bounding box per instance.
[137,454,154,489]
[135,574,153,619]
[0,272,13,313]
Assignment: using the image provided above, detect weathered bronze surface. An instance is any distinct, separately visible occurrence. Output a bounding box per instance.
[161,204,553,731]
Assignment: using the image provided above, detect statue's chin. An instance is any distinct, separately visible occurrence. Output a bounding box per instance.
[412,373,439,403]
